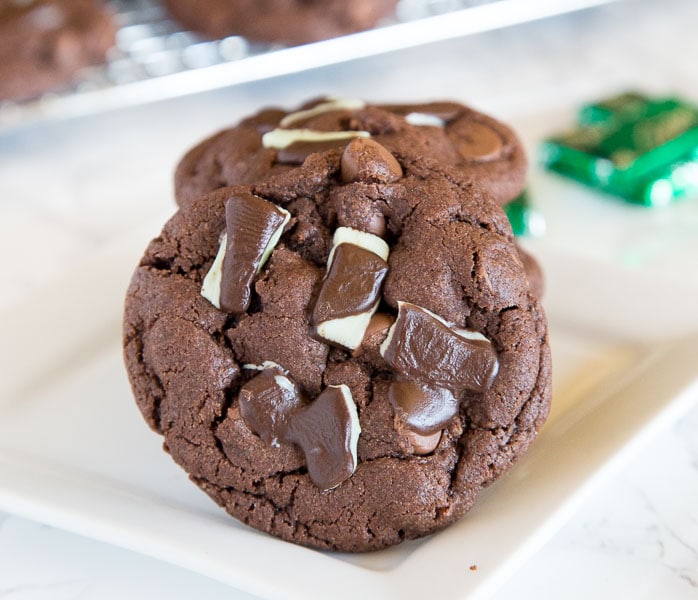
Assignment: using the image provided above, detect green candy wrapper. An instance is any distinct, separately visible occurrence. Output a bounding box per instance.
[541,92,698,206]
[504,191,546,237]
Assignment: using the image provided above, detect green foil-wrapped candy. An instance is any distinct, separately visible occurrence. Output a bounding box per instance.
[541,93,698,206]
[504,191,546,237]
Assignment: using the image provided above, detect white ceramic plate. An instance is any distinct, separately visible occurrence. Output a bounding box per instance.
[1,196,698,600]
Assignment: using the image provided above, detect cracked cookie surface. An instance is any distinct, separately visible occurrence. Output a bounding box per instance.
[123,143,551,552]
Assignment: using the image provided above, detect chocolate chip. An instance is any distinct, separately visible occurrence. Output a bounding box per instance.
[388,379,458,435]
[448,119,504,162]
[284,385,360,490]
[340,138,403,184]
[401,428,442,455]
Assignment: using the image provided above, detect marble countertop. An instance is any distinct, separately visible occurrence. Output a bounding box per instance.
[1,0,697,597]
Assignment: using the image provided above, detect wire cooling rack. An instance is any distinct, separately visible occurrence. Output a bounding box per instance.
[0,0,616,131]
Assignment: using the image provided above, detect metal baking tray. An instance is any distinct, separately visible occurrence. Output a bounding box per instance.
[0,0,616,131]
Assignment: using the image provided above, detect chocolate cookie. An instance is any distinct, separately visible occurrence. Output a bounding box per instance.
[162,0,398,45]
[0,0,115,101]
[515,243,545,298]
[124,137,551,552]
[173,98,527,209]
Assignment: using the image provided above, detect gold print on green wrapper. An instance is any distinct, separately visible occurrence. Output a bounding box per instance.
[632,107,696,151]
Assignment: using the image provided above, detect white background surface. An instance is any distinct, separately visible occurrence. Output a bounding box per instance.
[1,0,698,597]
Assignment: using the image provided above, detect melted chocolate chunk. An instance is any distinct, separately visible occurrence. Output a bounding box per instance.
[239,369,362,490]
[340,138,403,184]
[312,243,389,324]
[220,192,288,313]
[388,379,458,435]
[284,385,360,490]
[239,367,303,447]
[380,302,499,393]
[279,98,366,128]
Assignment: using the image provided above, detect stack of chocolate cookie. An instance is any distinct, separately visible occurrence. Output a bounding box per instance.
[0,0,115,101]
[123,98,552,552]
[162,0,399,45]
